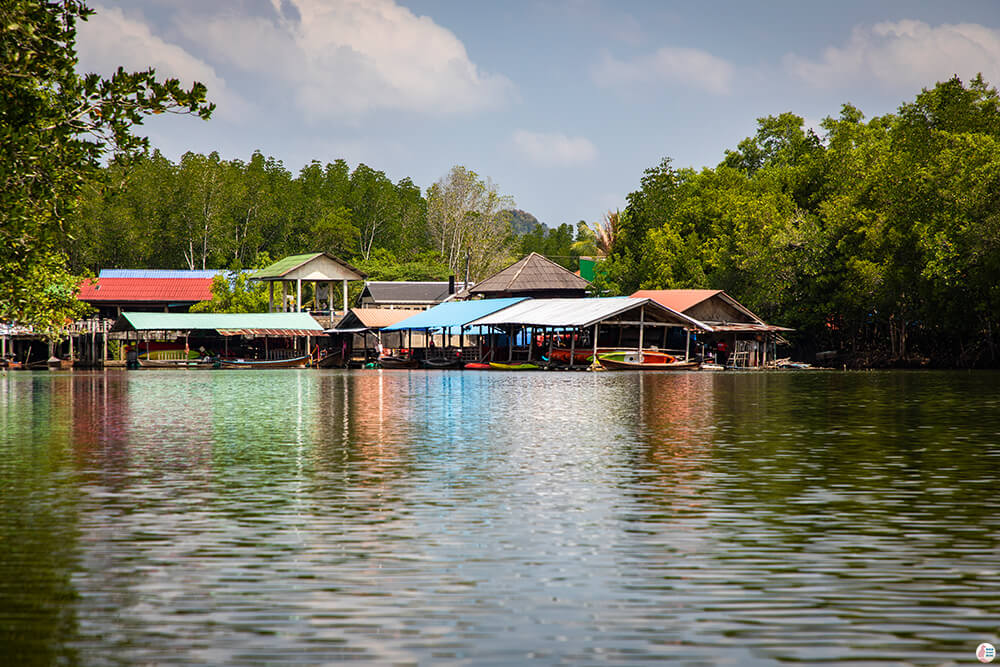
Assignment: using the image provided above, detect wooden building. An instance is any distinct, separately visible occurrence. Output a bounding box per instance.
[631,289,792,367]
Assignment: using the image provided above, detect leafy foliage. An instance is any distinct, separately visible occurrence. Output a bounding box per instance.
[0,0,212,332]
[602,75,1000,367]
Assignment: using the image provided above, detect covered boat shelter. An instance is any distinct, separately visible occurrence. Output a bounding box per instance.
[381,297,527,362]
[324,308,426,367]
[467,297,710,366]
[110,311,325,362]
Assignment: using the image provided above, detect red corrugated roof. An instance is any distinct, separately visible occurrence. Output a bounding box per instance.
[78,277,214,303]
[631,289,722,313]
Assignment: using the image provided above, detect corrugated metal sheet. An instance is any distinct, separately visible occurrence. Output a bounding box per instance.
[631,289,722,313]
[78,278,215,303]
[350,308,423,329]
[250,253,323,278]
[112,312,325,333]
[98,269,222,279]
[382,298,527,331]
[468,297,712,330]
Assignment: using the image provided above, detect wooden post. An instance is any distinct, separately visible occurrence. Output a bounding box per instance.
[269,282,274,312]
[280,282,287,312]
[547,327,554,362]
[592,324,599,367]
[685,329,691,361]
[342,280,348,313]
[296,278,302,312]
[527,326,534,362]
[637,305,645,362]
[568,329,576,369]
[68,332,74,362]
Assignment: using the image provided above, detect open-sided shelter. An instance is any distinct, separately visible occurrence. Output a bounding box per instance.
[110,311,325,362]
[251,253,366,316]
[468,297,710,365]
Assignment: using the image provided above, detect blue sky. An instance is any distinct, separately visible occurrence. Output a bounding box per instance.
[76,0,1000,229]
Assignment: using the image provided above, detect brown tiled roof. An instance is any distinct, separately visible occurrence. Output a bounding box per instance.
[470,253,590,294]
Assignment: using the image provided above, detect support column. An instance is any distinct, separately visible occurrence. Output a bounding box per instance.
[296,278,302,312]
[568,329,576,370]
[342,280,348,314]
[637,306,645,362]
[592,324,599,369]
[280,282,287,312]
[269,282,274,312]
[685,329,691,361]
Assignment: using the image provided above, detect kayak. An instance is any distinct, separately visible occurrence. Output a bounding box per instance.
[489,361,540,370]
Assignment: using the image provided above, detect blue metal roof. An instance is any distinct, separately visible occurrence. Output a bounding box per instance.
[99,269,223,279]
[381,298,527,332]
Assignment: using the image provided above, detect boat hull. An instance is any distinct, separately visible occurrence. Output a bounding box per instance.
[489,362,540,370]
[598,357,700,371]
[378,356,419,369]
[218,355,310,369]
[139,358,217,369]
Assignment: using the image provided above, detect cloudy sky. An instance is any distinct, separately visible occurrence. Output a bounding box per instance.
[76,0,1000,228]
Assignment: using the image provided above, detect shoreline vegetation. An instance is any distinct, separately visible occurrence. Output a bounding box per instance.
[2,5,999,369]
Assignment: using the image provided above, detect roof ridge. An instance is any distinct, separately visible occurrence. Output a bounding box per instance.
[503,253,535,291]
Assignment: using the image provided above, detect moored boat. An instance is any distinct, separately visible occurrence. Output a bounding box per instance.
[489,361,540,370]
[462,362,492,370]
[598,353,700,371]
[139,358,217,369]
[421,356,463,369]
[378,355,419,369]
[546,348,594,365]
[218,355,310,369]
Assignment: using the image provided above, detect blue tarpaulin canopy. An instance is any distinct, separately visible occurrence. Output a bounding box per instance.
[381,298,527,333]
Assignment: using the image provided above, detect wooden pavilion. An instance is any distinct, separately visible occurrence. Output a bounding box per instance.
[251,253,366,317]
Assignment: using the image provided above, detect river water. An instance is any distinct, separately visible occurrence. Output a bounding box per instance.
[1,369,999,665]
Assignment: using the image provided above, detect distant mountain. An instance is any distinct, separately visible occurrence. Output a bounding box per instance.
[507,209,546,236]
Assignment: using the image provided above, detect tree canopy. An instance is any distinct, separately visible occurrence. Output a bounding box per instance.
[600,75,1000,367]
[0,0,213,333]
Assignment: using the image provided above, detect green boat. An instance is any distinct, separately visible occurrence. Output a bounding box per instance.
[488,361,540,370]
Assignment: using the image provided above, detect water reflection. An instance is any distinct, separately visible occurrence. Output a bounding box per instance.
[1,369,999,664]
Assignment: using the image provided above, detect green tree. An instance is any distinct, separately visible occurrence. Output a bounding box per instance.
[0,0,213,330]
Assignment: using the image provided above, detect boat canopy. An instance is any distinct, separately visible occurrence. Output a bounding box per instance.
[381,297,527,332]
[467,297,712,331]
[110,311,325,336]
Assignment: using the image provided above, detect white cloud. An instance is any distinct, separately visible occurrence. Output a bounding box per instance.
[592,46,734,95]
[784,20,1000,90]
[77,5,246,119]
[511,130,598,167]
[175,0,513,119]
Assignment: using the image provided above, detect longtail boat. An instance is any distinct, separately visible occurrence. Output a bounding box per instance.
[139,358,217,369]
[218,355,310,369]
[546,348,594,365]
[378,355,419,369]
[421,356,463,369]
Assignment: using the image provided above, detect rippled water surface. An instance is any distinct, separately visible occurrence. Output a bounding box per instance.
[2,369,999,665]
